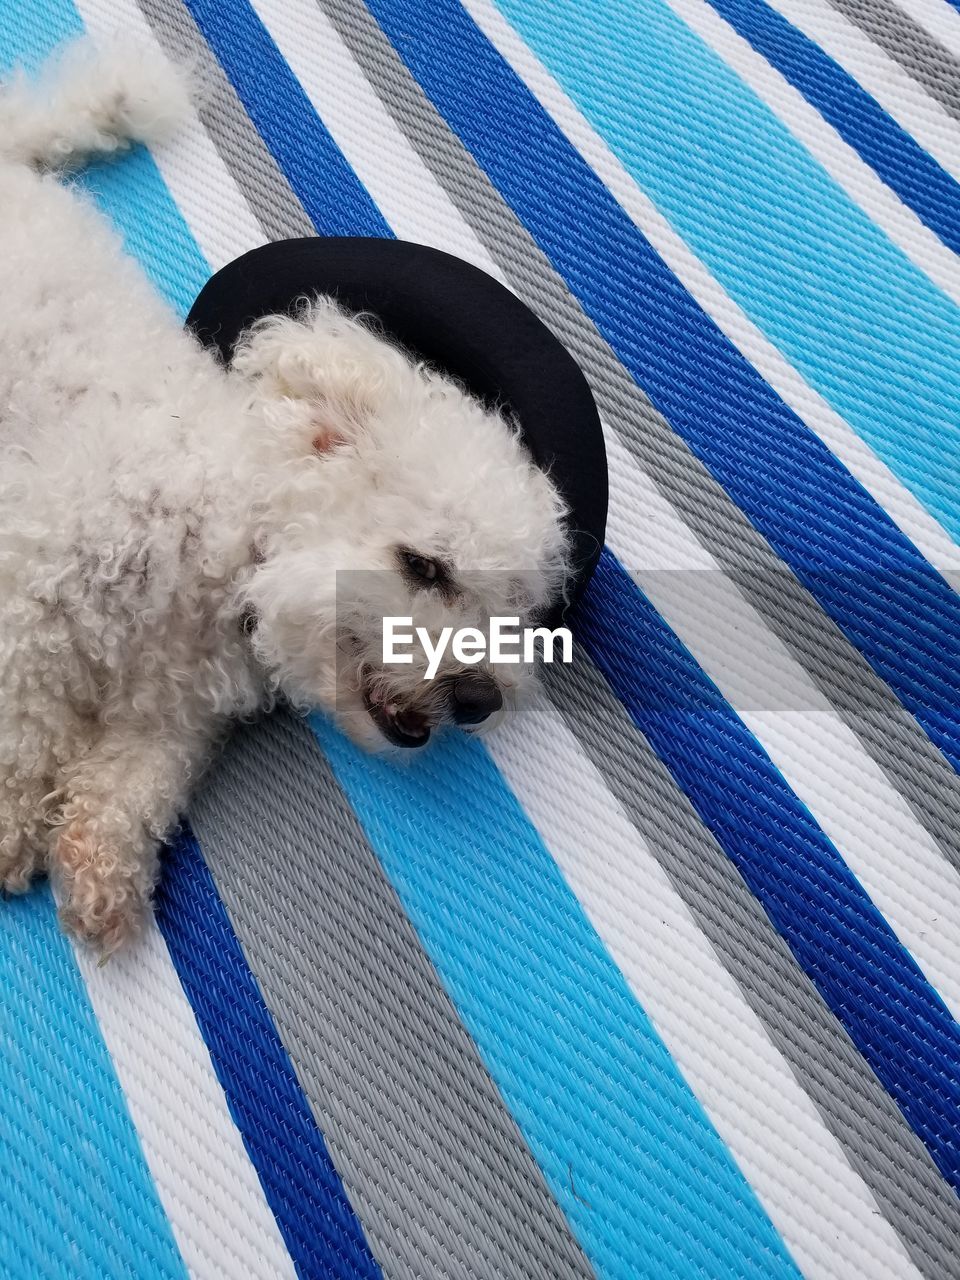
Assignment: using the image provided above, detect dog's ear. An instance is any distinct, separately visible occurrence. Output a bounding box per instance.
[233,301,401,431]
[256,394,365,461]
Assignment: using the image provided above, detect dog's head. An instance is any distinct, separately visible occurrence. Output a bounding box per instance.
[233,299,570,750]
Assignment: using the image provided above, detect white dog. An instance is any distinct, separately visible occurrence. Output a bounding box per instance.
[0,41,569,954]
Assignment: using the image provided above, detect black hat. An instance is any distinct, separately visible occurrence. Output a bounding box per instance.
[187,237,607,614]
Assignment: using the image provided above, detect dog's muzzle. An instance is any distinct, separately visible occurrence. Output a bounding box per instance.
[361,669,504,749]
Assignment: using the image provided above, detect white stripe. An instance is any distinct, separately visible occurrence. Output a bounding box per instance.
[75,0,265,269]
[72,921,296,1280]
[666,0,960,306]
[894,0,960,61]
[603,427,960,1023]
[488,704,921,1280]
[461,0,960,577]
[249,0,508,284]
[766,0,960,184]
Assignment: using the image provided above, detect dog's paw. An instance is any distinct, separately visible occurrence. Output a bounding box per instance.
[54,817,150,956]
[58,899,144,957]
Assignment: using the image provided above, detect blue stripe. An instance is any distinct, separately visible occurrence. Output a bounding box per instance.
[579,550,960,1188]
[361,0,960,774]
[490,0,960,541]
[706,0,960,255]
[157,830,382,1280]
[0,0,80,70]
[310,716,801,1280]
[181,0,392,239]
[0,888,187,1280]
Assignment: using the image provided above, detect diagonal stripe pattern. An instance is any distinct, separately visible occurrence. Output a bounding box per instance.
[2,0,960,1276]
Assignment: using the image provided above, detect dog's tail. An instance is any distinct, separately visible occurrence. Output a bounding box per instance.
[0,37,192,171]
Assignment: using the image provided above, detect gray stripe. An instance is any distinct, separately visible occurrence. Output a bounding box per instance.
[308,0,960,1266]
[314,0,960,879]
[828,0,960,123]
[138,0,314,241]
[190,709,595,1280]
[544,651,960,1278]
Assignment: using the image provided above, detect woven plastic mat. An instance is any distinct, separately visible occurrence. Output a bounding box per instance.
[2,0,960,1276]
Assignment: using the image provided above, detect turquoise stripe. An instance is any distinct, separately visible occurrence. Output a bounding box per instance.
[311,717,800,1280]
[0,888,187,1280]
[75,149,211,316]
[491,0,960,542]
[0,0,81,70]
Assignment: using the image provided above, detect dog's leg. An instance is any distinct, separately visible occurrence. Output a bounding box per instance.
[0,38,191,172]
[51,727,203,955]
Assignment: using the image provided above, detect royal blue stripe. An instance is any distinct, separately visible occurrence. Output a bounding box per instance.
[361,0,960,774]
[180,0,391,239]
[310,716,801,1280]
[580,550,960,1187]
[158,830,382,1280]
[0,888,187,1280]
[706,0,960,255]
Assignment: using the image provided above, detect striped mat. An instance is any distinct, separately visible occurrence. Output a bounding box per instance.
[2,0,960,1276]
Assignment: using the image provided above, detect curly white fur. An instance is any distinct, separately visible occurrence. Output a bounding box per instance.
[0,41,569,953]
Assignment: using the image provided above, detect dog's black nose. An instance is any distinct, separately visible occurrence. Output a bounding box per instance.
[451,674,503,725]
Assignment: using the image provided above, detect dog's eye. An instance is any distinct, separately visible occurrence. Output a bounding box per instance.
[400,550,441,583]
